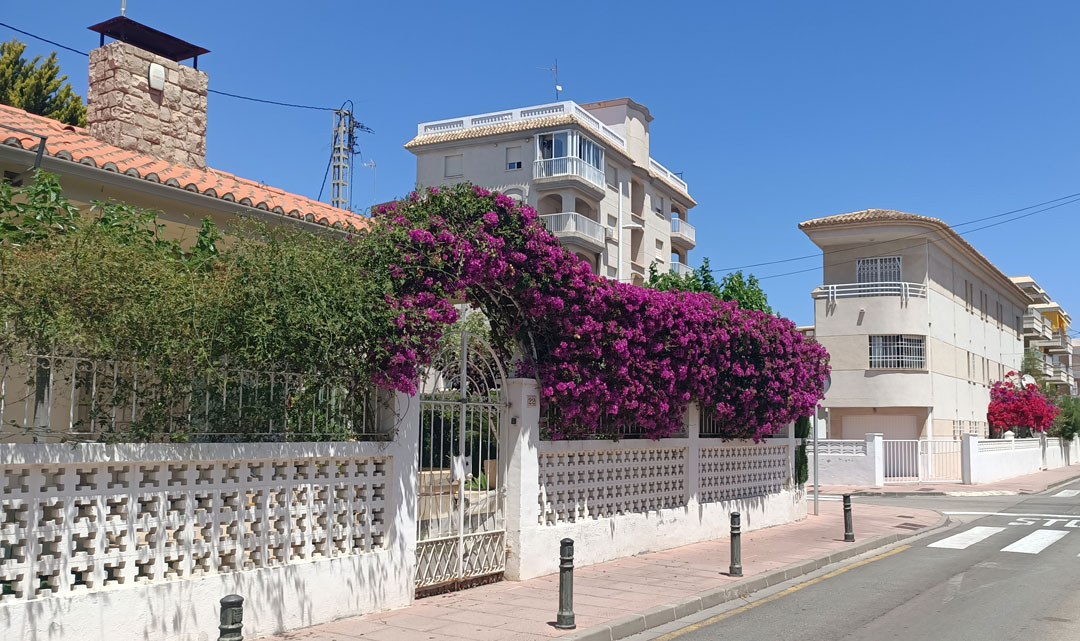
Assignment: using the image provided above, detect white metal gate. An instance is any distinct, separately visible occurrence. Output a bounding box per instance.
[883,439,962,483]
[415,331,508,595]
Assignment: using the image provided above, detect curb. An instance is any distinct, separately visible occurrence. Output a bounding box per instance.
[841,468,1080,497]
[562,512,951,641]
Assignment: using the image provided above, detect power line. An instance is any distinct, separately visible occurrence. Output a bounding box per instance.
[756,195,1080,280]
[715,192,1080,274]
[1,22,337,112]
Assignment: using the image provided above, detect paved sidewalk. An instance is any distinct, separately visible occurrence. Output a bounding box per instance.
[820,463,1080,497]
[256,501,941,641]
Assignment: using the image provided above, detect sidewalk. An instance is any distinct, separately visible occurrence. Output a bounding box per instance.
[821,463,1080,497]
[256,501,942,641]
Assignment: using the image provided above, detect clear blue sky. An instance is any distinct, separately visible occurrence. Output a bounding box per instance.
[5,1,1079,327]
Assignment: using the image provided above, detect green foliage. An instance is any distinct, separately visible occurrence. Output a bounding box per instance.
[0,172,390,441]
[1051,396,1080,441]
[0,39,86,126]
[794,415,810,485]
[646,257,772,313]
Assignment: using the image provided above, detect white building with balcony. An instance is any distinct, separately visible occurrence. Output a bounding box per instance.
[405,98,697,282]
[1010,276,1074,395]
[800,209,1031,440]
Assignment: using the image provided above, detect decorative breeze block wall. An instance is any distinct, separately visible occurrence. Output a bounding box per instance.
[537,446,688,525]
[0,446,390,604]
[699,443,789,503]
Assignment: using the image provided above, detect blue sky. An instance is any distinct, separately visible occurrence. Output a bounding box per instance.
[4,1,1079,327]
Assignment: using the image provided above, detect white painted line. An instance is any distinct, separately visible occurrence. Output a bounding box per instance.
[943,512,1080,519]
[1054,490,1080,498]
[1000,529,1069,554]
[928,526,1006,550]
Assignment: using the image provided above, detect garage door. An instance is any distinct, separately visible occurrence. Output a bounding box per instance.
[842,414,917,440]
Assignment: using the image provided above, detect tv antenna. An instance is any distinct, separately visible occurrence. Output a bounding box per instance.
[538,59,562,101]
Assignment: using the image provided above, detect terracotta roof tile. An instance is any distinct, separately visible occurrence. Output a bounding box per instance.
[0,104,367,230]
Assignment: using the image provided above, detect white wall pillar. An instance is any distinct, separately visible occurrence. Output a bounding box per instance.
[961,432,978,484]
[867,433,885,487]
[503,378,541,581]
[383,390,419,604]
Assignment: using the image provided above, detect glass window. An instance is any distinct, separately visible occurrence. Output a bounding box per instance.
[577,135,604,170]
[505,146,522,170]
[856,256,902,283]
[538,132,568,160]
[868,335,926,369]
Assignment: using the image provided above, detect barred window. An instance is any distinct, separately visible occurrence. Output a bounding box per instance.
[868,335,926,369]
[856,256,902,283]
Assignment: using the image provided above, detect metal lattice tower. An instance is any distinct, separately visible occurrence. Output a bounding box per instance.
[329,108,373,211]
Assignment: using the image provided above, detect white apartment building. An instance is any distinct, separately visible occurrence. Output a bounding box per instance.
[1009,276,1074,396]
[405,98,697,283]
[800,209,1031,440]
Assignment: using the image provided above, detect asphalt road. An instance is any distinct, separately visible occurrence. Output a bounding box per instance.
[630,480,1080,641]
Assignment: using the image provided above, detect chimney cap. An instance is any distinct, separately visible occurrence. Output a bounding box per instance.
[88,16,209,63]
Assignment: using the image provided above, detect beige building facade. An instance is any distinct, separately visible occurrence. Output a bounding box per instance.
[1009,276,1074,396]
[800,210,1031,440]
[405,99,697,282]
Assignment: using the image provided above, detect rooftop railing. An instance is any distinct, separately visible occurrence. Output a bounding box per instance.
[813,282,928,301]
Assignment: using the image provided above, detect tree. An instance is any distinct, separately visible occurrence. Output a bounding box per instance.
[0,39,86,126]
[1051,395,1080,441]
[987,372,1060,438]
[646,257,773,313]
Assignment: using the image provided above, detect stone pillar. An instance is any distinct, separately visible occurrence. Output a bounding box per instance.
[503,378,541,581]
[87,41,208,168]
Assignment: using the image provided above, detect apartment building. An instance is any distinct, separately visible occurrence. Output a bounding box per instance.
[1073,338,1080,394]
[800,209,1031,440]
[1009,276,1074,396]
[405,98,696,282]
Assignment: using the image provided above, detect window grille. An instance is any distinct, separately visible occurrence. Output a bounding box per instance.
[868,335,926,369]
[856,256,902,283]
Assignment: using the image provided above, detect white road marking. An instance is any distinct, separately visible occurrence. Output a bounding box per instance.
[1000,529,1069,554]
[1054,489,1080,498]
[943,511,1080,519]
[928,526,1006,549]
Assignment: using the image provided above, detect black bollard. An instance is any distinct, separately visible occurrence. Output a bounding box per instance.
[843,494,855,542]
[555,538,576,630]
[219,594,244,641]
[729,511,743,577]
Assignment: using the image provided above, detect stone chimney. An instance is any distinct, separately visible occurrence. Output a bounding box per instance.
[87,40,208,168]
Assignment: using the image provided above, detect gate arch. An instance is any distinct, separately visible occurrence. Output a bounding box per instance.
[414,330,509,595]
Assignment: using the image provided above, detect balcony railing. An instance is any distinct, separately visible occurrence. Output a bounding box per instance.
[539,212,606,246]
[417,100,628,150]
[813,282,928,301]
[649,157,689,193]
[533,157,605,188]
[670,218,696,244]
[1052,362,1070,384]
[669,262,693,277]
[1023,311,1053,340]
[1046,330,1072,354]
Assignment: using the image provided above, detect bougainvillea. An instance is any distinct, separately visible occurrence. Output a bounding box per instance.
[366,183,829,440]
[988,372,1060,436]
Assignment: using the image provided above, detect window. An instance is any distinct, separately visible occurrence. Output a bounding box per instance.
[856,256,902,283]
[537,130,604,169]
[980,291,988,320]
[505,146,522,171]
[537,132,569,160]
[868,335,926,369]
[443,154,463,178]
[606,164,618,190]
[654,196,664,216]
[996,302,1003,329]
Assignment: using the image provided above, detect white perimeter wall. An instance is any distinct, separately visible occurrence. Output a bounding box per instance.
[807,434,884,486]
[963,434,1080,484]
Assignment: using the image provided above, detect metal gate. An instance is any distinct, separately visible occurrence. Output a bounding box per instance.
[415,330,508,595]
[883,439,962,483]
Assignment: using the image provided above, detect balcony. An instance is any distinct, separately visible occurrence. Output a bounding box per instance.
[649,157,689,194]
[1023,311,1053,340]
[669,262,693,277]
[533,157,605,193]
[812,282,928,301]
[540,212,606,253]
[1043,330,1072,354]
[1052,361,1070,384]
[418,100,628,149]
[670,218,696,248]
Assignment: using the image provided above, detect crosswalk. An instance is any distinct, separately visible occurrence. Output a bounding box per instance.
[928,526,1079,555]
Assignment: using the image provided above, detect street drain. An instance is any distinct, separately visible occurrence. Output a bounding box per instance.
[894,523,922,530]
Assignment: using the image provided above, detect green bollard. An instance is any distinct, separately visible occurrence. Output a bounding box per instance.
[219,594,244,641]
[555,538,576,630]
[729,511,743,577]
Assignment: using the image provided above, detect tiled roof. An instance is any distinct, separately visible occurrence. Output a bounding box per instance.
[0,104,367,229]
[798,208,944,230]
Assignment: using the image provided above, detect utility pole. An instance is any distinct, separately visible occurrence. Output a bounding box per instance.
[329,106,373,211]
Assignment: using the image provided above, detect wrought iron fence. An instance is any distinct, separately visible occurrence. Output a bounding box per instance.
[0,351,385,443]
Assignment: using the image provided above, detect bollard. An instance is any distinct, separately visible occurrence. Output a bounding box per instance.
[555,538,576,630]
[843,494,855,542]
[219,594,244,641]
[729,511,743,577]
